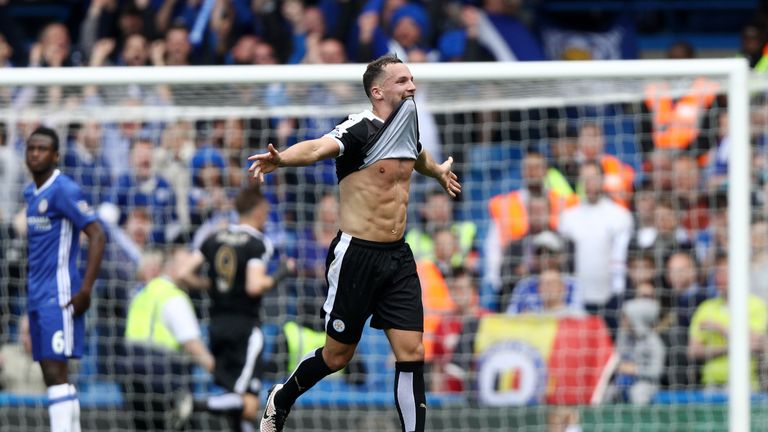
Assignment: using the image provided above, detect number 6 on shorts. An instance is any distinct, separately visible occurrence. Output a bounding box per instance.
[28,305,85,362]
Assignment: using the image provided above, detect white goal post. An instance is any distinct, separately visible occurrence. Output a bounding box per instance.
[0,58,751,432]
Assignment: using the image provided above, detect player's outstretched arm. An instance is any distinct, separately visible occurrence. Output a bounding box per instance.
[414,149,462,198]
[248,137,340,183]
[68,221,106,316]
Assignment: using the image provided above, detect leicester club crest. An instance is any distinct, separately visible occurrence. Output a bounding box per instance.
[332,319,346,333]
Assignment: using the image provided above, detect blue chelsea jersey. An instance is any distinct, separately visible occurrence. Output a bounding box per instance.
[25,170,98,310]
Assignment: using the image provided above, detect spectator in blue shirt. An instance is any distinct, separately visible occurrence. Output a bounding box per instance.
[114,138,178,244]
[188,145,230,230]
[506,269,585,317]
[62,121,113,206]
[439,0,544,62]
[505,231,584,316]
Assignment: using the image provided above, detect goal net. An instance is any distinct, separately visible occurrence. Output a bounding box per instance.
[0,59,756,431]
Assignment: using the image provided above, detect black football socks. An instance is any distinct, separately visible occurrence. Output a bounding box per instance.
[274,347,333,409]
[394,361,426,432]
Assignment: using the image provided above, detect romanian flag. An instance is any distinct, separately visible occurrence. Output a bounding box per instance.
[474,314,614,406]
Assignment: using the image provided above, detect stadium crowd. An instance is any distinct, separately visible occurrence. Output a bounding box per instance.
[3,0,768,422]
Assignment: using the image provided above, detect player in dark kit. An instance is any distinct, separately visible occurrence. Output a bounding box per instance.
[182,185,293,432]
[250,55,461,432]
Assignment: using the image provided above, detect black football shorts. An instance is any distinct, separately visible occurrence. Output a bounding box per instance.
[322,231,424,345]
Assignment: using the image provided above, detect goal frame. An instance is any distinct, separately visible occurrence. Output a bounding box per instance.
[0,58,751,431]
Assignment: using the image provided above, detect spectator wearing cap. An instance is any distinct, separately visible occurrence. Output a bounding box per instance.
[506,268,584,317]
[484,151,578,305]
[187,134,261,250]
[354,0,403,62]
[188,145,230,230]
[356,2,435,62]
[504,231,584,316]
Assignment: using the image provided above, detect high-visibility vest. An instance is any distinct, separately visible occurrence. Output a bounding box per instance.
[576,155,635,208]
[418,259,456,314]
[644,77,719,150]
[417,258,483,361]
[283,321,327,373]
[546,168,576,199]
[488,188,575,247]
[405,221,477,264]
[755,44,768,72]
[417,259,456,361]
[125,277,190,351]
[603,155,634,208]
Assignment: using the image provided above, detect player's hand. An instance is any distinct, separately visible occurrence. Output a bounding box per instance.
[271,258,296,287]
[66,290,92,317]
[437,156,462,198]
[248,143,281,184]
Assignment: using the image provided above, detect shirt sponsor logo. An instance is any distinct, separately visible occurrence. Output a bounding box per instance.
[28,216,52,231]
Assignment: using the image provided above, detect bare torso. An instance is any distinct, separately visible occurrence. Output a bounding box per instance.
[338,158,415,242]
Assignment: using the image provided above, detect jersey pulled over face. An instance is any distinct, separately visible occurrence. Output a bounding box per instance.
[325,97,422,183]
